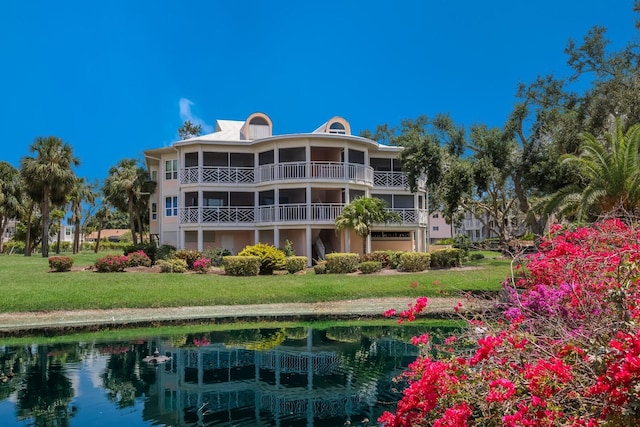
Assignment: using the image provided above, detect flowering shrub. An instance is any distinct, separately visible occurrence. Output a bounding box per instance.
[48,256,74,272]
[192,257,211,273]
[125,250,151,267]
[156,258,188,273]
[94,254,128,272]
[380,219,640,426]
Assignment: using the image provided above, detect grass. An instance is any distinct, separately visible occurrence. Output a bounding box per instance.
[0,251,512,313]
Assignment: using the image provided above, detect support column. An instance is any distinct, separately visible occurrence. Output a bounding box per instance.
[254,228,260,245]
[274,227,280,249]
[197,228,203,252]
[306,226,312,266]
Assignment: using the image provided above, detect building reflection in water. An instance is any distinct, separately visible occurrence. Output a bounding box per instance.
[144,327,420,426]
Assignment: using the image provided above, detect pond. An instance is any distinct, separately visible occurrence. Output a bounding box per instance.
[0,323,456,426]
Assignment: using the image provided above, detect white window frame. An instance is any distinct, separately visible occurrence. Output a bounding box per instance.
[165,196,178,217]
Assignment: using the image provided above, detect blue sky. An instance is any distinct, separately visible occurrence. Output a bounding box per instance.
[1,1,638,183]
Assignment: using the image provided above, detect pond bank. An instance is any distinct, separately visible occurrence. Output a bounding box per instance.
[0,297,494,335]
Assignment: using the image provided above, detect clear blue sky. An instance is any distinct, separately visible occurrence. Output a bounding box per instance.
[1,1,638,183]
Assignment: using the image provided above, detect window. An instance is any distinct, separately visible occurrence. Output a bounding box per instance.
[432,226,440,231]
[432,213,439,218]
[151,169,157,181]
[165,159,178,180]
[165,196,178,217]
[329,122,346,134]
[151,203,157,221]
[65,227,71,236]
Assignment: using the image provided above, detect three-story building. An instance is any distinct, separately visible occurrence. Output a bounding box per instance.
[144,113,428,264]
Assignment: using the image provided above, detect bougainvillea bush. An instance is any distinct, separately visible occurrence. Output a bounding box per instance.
[380,219,640,426]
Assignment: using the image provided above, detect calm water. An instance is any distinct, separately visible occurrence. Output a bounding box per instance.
[0,324,450,426]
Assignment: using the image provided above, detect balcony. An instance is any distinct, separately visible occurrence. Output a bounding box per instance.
[180,162,374,186]
[179,204,428,226]
[180,167,254,185]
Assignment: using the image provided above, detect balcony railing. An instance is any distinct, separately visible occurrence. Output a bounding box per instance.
[179,207,255,224]
[373,171,409,188]
[180,166,255,185]
[179,204,428,226]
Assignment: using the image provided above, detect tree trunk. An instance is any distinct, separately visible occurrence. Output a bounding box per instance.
[41,188,50,258]
[0,216,8,253]
[73,218,80,253]
[94,219,103,253]
[55,218,62,254]
[136,212,144,244]
[25,202,34,257]
[128,194,138,245]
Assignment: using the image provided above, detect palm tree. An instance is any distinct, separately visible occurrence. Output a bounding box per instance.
[103,159,142,245]
[20,136,79,257]
[69,178,96,253]
[93,205,112,253]
[335,196,401,254]
[0,162,24,253]
[545,119,640,220]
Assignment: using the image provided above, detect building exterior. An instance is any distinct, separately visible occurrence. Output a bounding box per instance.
[144,113,428,263]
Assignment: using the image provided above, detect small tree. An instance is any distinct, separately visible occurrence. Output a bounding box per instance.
[335,196,400,255]
[177,120,203,140]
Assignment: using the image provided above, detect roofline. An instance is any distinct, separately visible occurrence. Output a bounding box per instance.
[167,132,402,152]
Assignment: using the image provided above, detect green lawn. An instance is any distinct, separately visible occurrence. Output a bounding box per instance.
[0,251,512,313]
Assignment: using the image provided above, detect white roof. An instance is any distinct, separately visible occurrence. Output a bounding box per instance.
[181,120,246,143]
[312,121,329,134]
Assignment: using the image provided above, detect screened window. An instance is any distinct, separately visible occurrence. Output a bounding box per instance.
[151,203,157,221]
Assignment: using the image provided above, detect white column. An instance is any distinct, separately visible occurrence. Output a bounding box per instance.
[254,229,260,245]
[274,227,280,248]
[197,228,203,252]
[306,226,312,267]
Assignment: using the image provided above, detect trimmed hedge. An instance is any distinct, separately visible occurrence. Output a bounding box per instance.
[223,256,260,276]
[314,260,328,275]
[326,253,360,274]
[126,250,152,267]
[204,247,232,267]
[285,256,307,274]
[429,248,465,268]
[386,251,404,269]
[398,252,431,272]
[361,251,390,268]
[157,258,188,273]
[48,256,74,272]
[238,243,285,275]
[124,243,158,264]
[95,254,128,272]
[174,249,203,270]
[359,261,382,274]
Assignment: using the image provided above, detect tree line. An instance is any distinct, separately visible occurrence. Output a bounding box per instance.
[361,3,640,249]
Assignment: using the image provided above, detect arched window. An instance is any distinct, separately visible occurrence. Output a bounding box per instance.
[329,122,346,134]
[246,114,272,139]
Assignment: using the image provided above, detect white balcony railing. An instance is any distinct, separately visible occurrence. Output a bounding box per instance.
[179,207,255,224]
[373,171,409,188]
[179,205,427,226]
[180,167,254,184]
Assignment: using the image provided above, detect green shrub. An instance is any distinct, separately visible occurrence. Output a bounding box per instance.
[438,238,455,245]
[358,261,382,274]
[469,252,485,261]
[124,243,158,264]
[157,258,188,273]
[174,249,203,269]
[95,254,128,272]
[156,244,176,261]
[125,250,152,267]
[326,253,360,274]
[48,256,74,272]
[52,242,71,253]
[283,239,295,257]
[2,241,25,254]
[398,252,431,272]
[361,251,390,268]
[238,243,286,275]
[429,248,465,268]
[285,256,307,274]
[223,256,260,276]
[314,260,328,274]
[203,247,231,267]
[386,251,404,269]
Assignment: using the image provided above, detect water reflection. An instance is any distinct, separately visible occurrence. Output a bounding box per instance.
[0,324,454,426]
